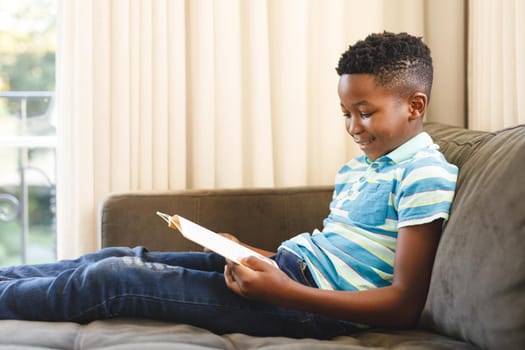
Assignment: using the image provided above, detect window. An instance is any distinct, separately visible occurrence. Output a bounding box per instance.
[0,0,57,266]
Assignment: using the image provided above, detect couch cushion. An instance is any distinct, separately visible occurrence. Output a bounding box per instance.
[0,319,479,350]
[0,320,81,349]
[423,122,489,169]
[421,124,525,350]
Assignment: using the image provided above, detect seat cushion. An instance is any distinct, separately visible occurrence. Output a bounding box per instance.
[421,125,525,350]
[0,319,478,350]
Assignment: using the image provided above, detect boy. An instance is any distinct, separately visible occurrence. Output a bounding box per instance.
[0,32,457,339]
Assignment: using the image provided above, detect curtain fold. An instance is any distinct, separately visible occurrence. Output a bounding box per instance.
[56,0,466,258]
[468,0,525,130]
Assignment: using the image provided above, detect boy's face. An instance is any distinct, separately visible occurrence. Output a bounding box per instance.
[338,74,422,161]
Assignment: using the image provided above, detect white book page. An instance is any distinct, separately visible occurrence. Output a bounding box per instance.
[157,212,277,268]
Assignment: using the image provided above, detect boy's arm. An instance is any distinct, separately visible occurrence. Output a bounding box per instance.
[224,219,443,328]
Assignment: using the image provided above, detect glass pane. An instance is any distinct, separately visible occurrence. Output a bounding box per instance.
[0,0,57,266]
[0,100,56,266]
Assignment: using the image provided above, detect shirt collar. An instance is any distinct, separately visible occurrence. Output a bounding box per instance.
[372,132,436,164]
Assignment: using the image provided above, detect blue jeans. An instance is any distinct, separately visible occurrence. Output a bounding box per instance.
[0,246,357,338]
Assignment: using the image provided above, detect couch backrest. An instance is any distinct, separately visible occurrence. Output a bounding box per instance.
[100,186,333,252]
[422,123,525,350]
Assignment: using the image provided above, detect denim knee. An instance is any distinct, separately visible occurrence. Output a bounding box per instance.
[80,257,126,286]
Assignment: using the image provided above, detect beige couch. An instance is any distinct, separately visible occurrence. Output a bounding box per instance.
[0,122,523,349]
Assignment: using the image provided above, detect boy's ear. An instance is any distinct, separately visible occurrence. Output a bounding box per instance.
[408,92,428,120]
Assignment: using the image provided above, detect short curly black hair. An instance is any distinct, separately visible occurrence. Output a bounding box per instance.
[336,32,433,99]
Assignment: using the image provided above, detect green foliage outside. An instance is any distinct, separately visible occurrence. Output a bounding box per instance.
[0,0,56,112]
[0,0,57,266]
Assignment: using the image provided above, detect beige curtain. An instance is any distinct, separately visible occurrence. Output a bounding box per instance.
[469,0,525,130]
[56,0,466,258]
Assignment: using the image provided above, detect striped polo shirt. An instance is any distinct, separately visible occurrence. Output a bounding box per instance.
[280,132,458,291]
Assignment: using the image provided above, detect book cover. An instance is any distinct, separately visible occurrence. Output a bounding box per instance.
[157,211,277,268]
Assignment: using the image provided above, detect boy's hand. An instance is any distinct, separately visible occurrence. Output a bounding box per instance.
[224,256,293,302]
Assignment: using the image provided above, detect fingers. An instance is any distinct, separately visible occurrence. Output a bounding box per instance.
[223,253,279,294]
[228,259,252,279]
[224,259,255,296]
[224,261,256,297]
[224,264,240,293]
[240,255,278,270]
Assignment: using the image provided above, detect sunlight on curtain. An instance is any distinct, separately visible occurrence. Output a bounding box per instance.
[468,0,525,130]
[56,0,463,258]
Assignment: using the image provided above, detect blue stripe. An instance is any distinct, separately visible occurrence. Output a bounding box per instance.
[313,234,393,288]
[321,232,393,273]
[400,178,457,195]
[324,214,398,238]
[399,202,452,222]
[293,244,359,291]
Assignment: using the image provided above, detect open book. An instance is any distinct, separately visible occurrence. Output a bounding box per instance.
[156,212,277,268]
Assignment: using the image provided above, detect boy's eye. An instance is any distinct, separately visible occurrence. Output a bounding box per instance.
[359,112,372,118]
[342,112,351,118]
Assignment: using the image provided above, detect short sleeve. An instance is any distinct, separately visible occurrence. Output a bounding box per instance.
[396,160,458,228]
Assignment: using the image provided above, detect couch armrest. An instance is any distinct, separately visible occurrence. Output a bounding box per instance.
[99,186,333,252]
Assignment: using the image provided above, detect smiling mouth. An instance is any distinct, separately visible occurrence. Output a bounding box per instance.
[355,138,375,147]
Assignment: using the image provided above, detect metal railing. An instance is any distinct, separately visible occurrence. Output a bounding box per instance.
[0,91,56,264]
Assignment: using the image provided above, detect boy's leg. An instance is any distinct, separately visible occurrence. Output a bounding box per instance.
[0,246,148,279]
[110,249,355,338]
[0,250,352,338]
[0,250,224,321]
[144,250,227,272]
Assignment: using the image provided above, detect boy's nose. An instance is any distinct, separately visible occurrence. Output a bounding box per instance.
[347,117,363,135]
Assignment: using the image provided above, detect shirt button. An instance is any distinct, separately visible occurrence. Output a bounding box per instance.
[371,163,379,169]
[359,176,366,182]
